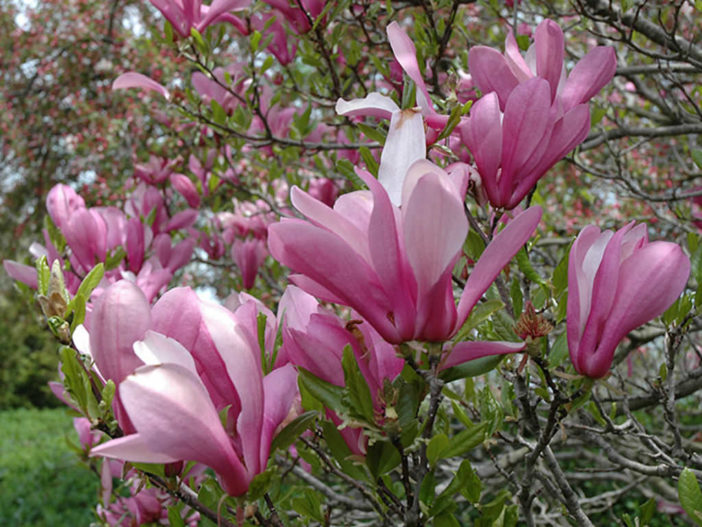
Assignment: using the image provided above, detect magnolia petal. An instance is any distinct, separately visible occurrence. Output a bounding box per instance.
[197,0,251,31]
[113,72,170,99]
[457,206,542,325]
[335,92,399,119]
[3,260,37,289]
[534,20,565,101]
[378,109,426,206]
[560,47,617,112]
[402,165,467,298]
[199,302,264,477]
[468,46,519,110]
[387,22,434,113]
[440,340,525,370]
[259,364,298,468]
[90,433,179,464]
[89,280,150,383]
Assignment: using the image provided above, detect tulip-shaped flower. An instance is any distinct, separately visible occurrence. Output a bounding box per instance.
[460,78,591,210]
[462,19,616,210]
[468,19,617,113]
[91,290,298,496]
[269,158,542,354]
[567,222,690,378]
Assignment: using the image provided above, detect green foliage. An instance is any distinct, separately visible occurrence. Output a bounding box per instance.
[0,408,97,525]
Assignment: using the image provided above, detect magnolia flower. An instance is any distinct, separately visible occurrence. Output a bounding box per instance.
[468,19,617,112]
[460,77,591,209]
[567,222,690,378]
[91,288,298,496]
[150,0,250,38]
[462,19,617,210]
[269,159,542,354]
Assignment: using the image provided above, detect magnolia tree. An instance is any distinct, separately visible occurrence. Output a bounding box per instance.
[3,0,702,525]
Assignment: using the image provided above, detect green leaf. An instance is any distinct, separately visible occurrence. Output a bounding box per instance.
[247,468,275,501]
[298,368,345,411]
[464,229,486,261]
[342,345,375,423]
[105,247,126,270]
[256,312,269,373]
[436,105,463,141]
[270,411,317,453]
[356,123,386,146]
[517,248,544,286]
[441,422,487,459]
[679,468,702,526]
[438,459,482,504]
[366,440,400,478]
[359,146,379,177]
[510,278,523,318]
[167,506,186,527]
[427,433,450,465]
[552,245,571,298]
[453,298,503,342]
[36,256,50,296]
[210,99,227,127]
[75,263,104,302]
[549,332,569,368]
[479,387,503,437]
[639,497,656,526]
[440,354,504,383]
[692,149,702,169]
[292,488,325,522]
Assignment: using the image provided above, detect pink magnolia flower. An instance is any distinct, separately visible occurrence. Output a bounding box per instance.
[567,222,690,378]
[231,237,268,289]
[460,77,591,209]
[462,19,617,210]
[149,0,250,38]
[268,159,542,351]
[279,285,404,454]
[46,183,86,230]
[91,293,298,496]
[468,19,617,112]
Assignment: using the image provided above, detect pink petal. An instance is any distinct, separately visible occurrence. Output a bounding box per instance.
[118,363,251,495]
[457,206,542,325]
[440,340,525,370]
[402,163,467,297]
[199,302,264,477]
[89,280,150,384]
[197,0,251,31]
[90,433,180,464]
[500,79,553,206]
[468,46,519,110]
[387,22,433,113]
[113,72,170,99]
[335,93,398,119]
[378,109,426,206]
[560,47,617,112]
[460,93,503,205]
[534,20,564,101]
[3,260,37,289]
[259,364,298,468]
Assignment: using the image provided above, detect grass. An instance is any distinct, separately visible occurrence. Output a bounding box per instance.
[0,407,98,526]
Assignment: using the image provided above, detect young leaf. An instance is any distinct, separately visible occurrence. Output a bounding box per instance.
[679,468,702,526]
[270,411,318,453]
